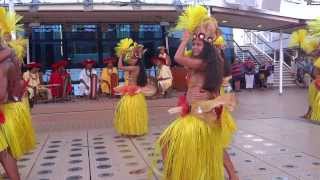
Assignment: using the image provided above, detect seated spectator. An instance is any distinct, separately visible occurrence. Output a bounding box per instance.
[49,60,72,98]
[153,57,173,97]
[23,62,53,104]
[100,57,118,96]
[158,46,171,66]
[79,59,97,97]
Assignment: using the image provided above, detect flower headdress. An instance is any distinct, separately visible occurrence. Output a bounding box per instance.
[308,17,320,38]
[0,7,26,63]
[114,38,143,63]
[175,5,218,43]
[8,38,27,61]
[289,29,308,48]
[0,7,23,38]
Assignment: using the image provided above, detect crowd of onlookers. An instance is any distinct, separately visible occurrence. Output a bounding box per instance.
[231,58,274,92]
[23,46,173,107]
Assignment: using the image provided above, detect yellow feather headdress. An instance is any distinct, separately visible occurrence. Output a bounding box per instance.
[301,36,319,54]
[214,35,225,47]
[8,38,27,62]
[314,57,320,69]
[114,38,134,58]
[0,7,23,38]
[289,29,307,48]
[115,38,144,63]
[0,7,6,25]
[308,17,320,38]
[175,5,209,33]
[175,5,217,41]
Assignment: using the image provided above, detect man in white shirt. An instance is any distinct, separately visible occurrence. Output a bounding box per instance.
[79,59,97,96]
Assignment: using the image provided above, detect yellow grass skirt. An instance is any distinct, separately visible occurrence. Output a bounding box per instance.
[114,93,149,136]
[309,82,317,107]
[158,115,224,180]
[0,130,8,152]
[220,87,237,148]
[311,87,320,122]
[221,108,237,148]
[0,98,36,159]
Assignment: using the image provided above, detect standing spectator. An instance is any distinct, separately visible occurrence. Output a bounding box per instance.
[231,59,243,92]
[258,63,268,89]
[244,58,255,90]
[266,62,274,88]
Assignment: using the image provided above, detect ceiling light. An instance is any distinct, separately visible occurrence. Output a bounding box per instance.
[257,24,263,28]
[222,20,228,23]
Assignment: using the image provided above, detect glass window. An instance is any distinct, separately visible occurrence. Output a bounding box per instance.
[72,24,97,32]
[220,27,234,63]
[31,24,63,40]
[102,41,117,58]
[67,24,98,39]
[67,41,99,65]
[139,24,162,39]
[101,24,133,59]
[31,42,64,68]
[103,24,132,39]
[116,24,132,39]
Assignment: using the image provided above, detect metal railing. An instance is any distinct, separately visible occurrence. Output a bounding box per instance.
[243,30,293,70]
[233,39,261,66]
[244,30,275,60]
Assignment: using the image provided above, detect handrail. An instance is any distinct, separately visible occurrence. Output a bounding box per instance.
[232,39,261,66]
[246,30,293,60]
[244,30,293,70]
[244,30,275,51]
[250,43,274,61]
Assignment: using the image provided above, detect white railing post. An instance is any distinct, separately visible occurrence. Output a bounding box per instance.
[279,30,284,95]
[27,39,30,64]
[273,50,276,64]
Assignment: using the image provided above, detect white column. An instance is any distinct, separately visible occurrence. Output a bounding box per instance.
[8,0,16,40]
[27,39,30,64]
[165,36,169,55]
[279,30,284,95]
[273,50,276,64]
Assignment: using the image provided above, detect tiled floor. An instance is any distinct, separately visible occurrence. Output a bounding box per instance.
[2,88,320,180]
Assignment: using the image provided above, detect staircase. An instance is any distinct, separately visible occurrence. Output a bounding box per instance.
[234,31,297,87]
[240,45,270,65]
[273,61,297,87]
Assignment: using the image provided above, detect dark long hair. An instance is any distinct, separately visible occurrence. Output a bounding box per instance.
[198,41,223,93]
[136,59,147,87]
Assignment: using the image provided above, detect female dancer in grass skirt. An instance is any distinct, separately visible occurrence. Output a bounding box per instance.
[215,32,238,179]
[114,38,149,136]
[310,58,320,122]
[157,5,237,180]
[0,8,36,179]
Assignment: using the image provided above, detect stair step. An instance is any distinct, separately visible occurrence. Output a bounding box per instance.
[273,84,298,87]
